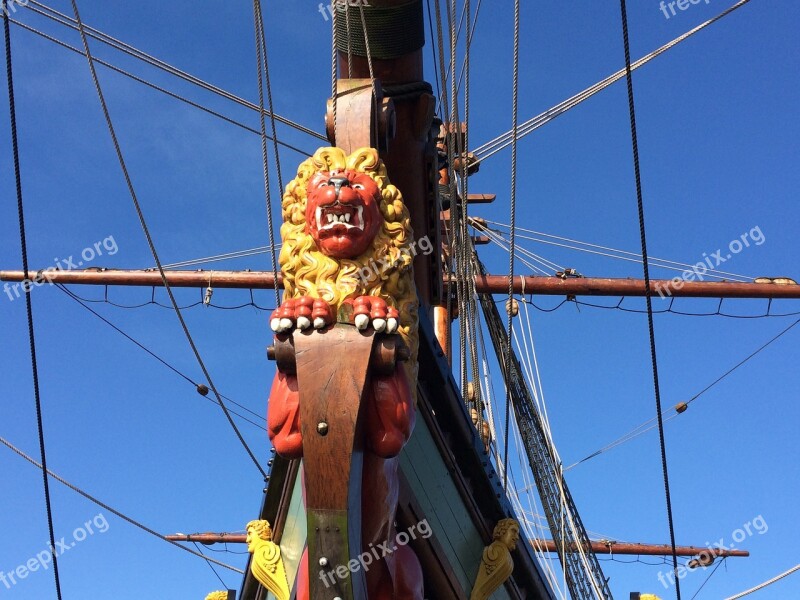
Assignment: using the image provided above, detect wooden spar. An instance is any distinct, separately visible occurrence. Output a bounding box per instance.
[162,533,750,558]
[4,268,800,299]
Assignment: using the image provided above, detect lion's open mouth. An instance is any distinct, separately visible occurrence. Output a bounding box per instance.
[315,204,365,233]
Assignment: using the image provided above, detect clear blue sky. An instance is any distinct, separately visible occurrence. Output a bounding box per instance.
[0,1,797,598]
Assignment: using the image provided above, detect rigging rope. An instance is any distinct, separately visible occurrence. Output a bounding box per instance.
[331,0,338,134]
[523,295,800,320]
[357,0,379,141]
[253,0,282,308]
[345,3,353,78]
[447,0,467,400]
[687,317,799,404]
[2,4,63,597]
[434,0,456,363]
[618,1,680,596]
[425,0,442,113]
[689,558,724,600]
[23,0,327,142]
[0,436,245,574]
[56,284,266,431]
[503,0,520,494]
[158,243,282,270]
[7,18,311,156]
[68,0,267,479]
[473,0,753,163]
[480,219,754,282]
[723,563,800,600]
[193,541,231,589]
[60,284,277,312]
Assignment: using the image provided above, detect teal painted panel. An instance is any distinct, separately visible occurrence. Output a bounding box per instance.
[400,418,513,600]
[280,463,307,589]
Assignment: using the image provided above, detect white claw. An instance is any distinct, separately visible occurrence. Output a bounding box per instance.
[313,317,327,330]
[386,317,398,333]
[270,318,281,332]
[279,318,294,332]
[297,316,311,330]
[373,318,387,333]
[355,314,370,330]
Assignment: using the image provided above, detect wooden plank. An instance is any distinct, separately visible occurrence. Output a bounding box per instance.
[467,193,496,204]
[401,418,513,600]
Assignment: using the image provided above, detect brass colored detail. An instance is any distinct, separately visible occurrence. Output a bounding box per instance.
[470,408,492,452]
[246,520,290,600]
[506,298,519,317]
[466,382,477,404]
[204,592,229,600]
[470,519,520,600]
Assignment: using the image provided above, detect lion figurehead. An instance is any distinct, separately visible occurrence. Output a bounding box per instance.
[280,147,419,371]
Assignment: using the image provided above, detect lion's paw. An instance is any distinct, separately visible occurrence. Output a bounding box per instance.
[352,297,399,333]
[270,297,333,333]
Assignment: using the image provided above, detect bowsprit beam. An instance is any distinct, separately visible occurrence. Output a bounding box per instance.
[161,532,750,559]
[2,269,799,299]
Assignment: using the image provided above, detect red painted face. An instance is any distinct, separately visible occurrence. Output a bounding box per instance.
[305,169,382,258]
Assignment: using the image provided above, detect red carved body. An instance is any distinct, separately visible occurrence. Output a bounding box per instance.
[267,361,414,460]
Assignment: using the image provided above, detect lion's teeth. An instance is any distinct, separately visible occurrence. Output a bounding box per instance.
[327,214,334,223]
[344,213,351,223]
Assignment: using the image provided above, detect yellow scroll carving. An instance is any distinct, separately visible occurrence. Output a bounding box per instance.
[204,592,229,600]
[246,520,290,600]
[470,518,520,600]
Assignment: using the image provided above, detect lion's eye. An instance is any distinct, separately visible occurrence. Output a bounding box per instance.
[318,182,330,187]
[353,184,365,190]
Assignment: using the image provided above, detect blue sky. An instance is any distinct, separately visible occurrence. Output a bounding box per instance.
[0,1,797,598]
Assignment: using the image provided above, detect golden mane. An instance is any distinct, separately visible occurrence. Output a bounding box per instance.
[280,147,419,371]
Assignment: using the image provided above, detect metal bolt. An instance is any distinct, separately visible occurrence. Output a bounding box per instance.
[319,557,328,567]
[317,422,329,436]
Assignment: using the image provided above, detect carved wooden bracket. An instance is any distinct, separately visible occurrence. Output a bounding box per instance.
[326,79,396,153]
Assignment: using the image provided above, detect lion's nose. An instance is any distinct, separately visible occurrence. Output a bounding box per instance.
[328,176,350,197]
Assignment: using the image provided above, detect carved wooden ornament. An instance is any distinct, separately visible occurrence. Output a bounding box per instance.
[246,520,290,600]
[470,518,521,600]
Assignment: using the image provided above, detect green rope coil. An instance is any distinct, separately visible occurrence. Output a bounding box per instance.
[335,0,424,60]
